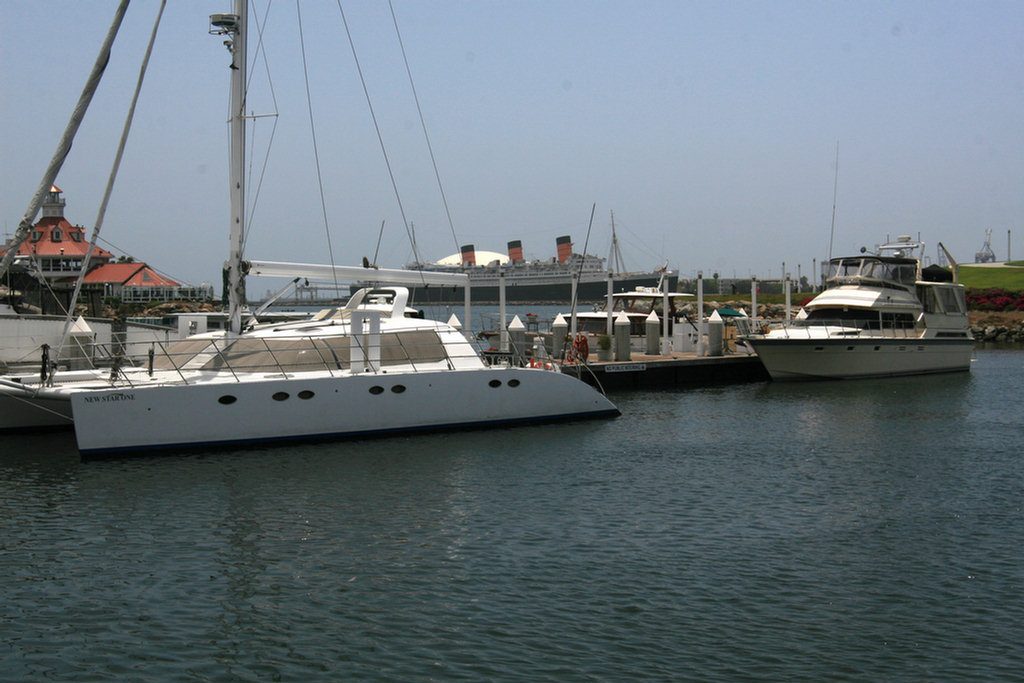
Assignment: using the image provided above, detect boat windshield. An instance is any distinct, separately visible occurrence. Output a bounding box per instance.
[827,257,917,287]
[801,309,917,329]
[610,296,681,316]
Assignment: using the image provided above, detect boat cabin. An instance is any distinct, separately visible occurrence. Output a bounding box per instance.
[574,288,693,335]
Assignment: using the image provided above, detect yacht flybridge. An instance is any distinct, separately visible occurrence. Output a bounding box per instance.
[0,2,618,451]
[741,236,973,380]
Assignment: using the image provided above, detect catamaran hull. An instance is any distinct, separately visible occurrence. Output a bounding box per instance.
[69,367,618,455]
[0,393,74,431]
[748,337,974,380]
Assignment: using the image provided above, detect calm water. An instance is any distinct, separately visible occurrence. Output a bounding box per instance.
[2,349,1022,682]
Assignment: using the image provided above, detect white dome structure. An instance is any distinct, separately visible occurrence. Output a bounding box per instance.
[435,250,509,266]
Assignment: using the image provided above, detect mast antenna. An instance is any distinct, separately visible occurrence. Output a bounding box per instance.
[827,140,839,264]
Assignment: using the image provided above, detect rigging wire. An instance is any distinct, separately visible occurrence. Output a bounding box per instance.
[296,1,340,295]
[57,0,167,360]
[335,0,424,273]
[568,203,597,329]
[388,0,461,258]
[240,1,281,254]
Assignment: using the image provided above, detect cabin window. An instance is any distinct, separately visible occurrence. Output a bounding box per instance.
[920,286,942,314]
[151,338,223,371]
[378,331,447,364]
[167,330,449,374]
[937,286,965,314]
[199,338,337,373]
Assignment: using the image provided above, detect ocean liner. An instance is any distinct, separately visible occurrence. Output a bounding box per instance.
[357,235,678,304]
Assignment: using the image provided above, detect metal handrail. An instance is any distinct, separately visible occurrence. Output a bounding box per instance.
[762,318,923,340]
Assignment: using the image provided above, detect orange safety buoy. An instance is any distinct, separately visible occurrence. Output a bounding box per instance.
[568,333,589,363]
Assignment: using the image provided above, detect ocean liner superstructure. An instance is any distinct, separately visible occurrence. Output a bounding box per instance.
[364,236,678,304]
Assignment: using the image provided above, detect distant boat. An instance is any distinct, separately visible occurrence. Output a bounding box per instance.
[740,235,974,380]
[360,232,678,304]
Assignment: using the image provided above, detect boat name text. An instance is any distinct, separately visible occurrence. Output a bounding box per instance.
[84,392,136,404]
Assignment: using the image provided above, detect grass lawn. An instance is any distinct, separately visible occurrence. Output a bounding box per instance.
[957,264,1024,290]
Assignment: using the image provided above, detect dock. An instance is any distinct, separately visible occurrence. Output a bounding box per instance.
[558,352,769,391]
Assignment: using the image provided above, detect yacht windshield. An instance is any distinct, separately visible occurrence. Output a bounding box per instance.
[827,257,917,287]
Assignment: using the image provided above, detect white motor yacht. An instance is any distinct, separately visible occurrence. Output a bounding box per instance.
[741,236,973,380]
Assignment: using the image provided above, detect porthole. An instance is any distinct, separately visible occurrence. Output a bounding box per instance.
[272,392,289,401]
[218,395,237,405]
[488,379,502,388]
[298,390,315,400]
[369,386,384,395]
[508,379,520,387]
[391,385,406,394]
[874,346,881,351]
[846,346,854,351]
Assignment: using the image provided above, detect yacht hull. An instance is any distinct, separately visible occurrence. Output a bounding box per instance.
[69,367,619,455]
[748,337,973,380]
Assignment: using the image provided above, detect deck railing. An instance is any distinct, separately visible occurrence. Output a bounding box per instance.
[22,331,483,388]
[755,318,923,340]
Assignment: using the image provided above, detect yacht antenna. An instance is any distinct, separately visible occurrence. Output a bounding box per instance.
[609,210,625,275]
[827,140,839,263]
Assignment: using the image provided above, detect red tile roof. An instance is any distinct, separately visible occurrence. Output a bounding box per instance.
[81,263,180,287]
[0,216,114,260]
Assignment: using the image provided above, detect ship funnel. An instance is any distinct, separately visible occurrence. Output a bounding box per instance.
[556,235,573,264]
[507,240,523,264]
[460,244,476,266]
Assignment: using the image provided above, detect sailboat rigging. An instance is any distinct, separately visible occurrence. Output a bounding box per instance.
[0,0,618,451]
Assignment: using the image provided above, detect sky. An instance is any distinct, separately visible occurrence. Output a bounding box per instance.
[2,1,1022,295]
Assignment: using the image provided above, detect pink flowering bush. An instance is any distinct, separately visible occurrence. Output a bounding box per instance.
[966,288,1024,311]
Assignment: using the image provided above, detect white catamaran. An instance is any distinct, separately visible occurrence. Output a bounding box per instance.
[0,2,618,452]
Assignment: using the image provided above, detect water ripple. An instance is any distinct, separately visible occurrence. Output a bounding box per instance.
[2,351,1023,681]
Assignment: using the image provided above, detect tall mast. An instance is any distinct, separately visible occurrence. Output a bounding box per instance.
[211,1,247,334]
